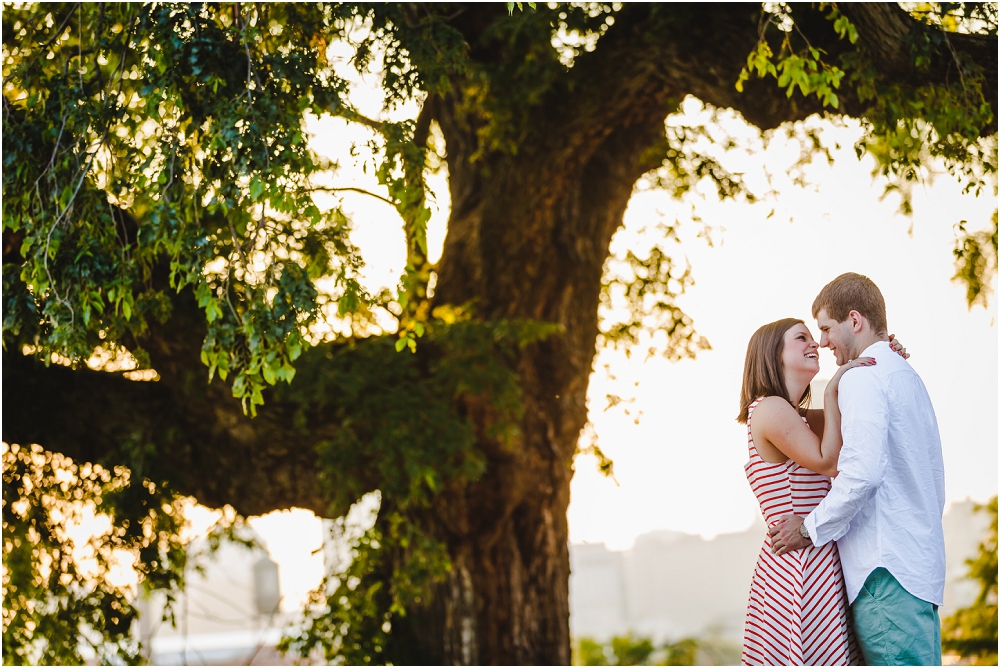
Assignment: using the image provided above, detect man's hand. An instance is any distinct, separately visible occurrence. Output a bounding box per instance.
[768,514,812,556]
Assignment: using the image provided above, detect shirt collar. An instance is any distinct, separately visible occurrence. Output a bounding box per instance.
[860,340,892,358]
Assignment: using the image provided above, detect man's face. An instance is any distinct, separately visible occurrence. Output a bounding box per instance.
[815,309,855,366]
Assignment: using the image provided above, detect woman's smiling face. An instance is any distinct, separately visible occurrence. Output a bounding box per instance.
[781,322,820,380]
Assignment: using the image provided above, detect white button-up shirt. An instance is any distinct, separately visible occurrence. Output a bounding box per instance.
[803,340,946,606]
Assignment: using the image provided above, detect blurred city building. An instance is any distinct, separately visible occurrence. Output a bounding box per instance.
[568,499,991,644]
[131,499,989,663]
[136,531,294,665]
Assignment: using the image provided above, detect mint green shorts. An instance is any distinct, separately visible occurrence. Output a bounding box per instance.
[851,567,941,666]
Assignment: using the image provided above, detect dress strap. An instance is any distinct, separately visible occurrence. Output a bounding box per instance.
[746,398,765,458]
[747,397,764,460]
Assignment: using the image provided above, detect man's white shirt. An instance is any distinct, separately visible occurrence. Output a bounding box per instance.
[803,340,946,606]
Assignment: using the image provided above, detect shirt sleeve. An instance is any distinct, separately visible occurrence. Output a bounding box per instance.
[803,369,889,547]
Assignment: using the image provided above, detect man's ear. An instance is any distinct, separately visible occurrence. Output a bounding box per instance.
[848,310,866,333]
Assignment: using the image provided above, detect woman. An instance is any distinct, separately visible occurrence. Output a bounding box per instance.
[737,318,905,666]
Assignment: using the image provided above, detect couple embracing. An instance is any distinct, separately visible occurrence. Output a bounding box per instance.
[738,273,945,666]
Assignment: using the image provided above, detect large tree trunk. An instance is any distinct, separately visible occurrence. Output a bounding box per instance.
[381,58,679,660]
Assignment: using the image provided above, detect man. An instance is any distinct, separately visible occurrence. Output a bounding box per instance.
[768,272,946,666]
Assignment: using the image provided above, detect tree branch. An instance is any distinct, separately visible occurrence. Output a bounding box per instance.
[839,2,997,114]
[541,3,996,145]
[308,185,396,207]
[1,348,329,517]
[554,4,830,135]
[346,110,386,132]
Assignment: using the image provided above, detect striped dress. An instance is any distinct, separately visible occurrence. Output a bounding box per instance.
[741,399,860,666]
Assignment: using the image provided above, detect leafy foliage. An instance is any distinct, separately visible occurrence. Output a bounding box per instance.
[279,506,452,666]
[1,3,371,414]
[277,317,560,664]
[572,634,740,666]
[740,3,995,194]
[736,4,848,110]
[952,211,999,308]
[737,3,998,303]
[599,110,769,361]
[574,634,654,666]
[942,496,998,666]
[2,442,186,665]
[599,242,707,362]
[0,3,473,414]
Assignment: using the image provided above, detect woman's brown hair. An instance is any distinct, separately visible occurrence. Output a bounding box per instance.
[737,318,812,424]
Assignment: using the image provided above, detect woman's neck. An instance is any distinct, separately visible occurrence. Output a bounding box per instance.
[785,374,810,409]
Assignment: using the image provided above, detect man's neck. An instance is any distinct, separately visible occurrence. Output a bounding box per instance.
[851,331,888,359]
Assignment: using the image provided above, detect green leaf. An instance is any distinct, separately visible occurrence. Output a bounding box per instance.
[287,335,303,361]
[262,363,277,385]
[250,176,265,201]
[423,471,438,492]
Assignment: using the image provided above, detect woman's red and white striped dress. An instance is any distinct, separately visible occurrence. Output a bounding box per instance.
[741,399,860,666]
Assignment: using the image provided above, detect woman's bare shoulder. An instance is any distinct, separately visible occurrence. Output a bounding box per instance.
[751,396,804,428]
[752,395,794,415]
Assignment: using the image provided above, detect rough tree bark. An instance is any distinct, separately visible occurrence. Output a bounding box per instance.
[386,5,816,662]
[2,3,996,665]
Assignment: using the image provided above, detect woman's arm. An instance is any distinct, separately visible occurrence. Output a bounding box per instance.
[753,399,835,475]
[754,358,875,476]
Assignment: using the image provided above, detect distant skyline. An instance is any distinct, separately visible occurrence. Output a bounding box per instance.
[165,498,988,659]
